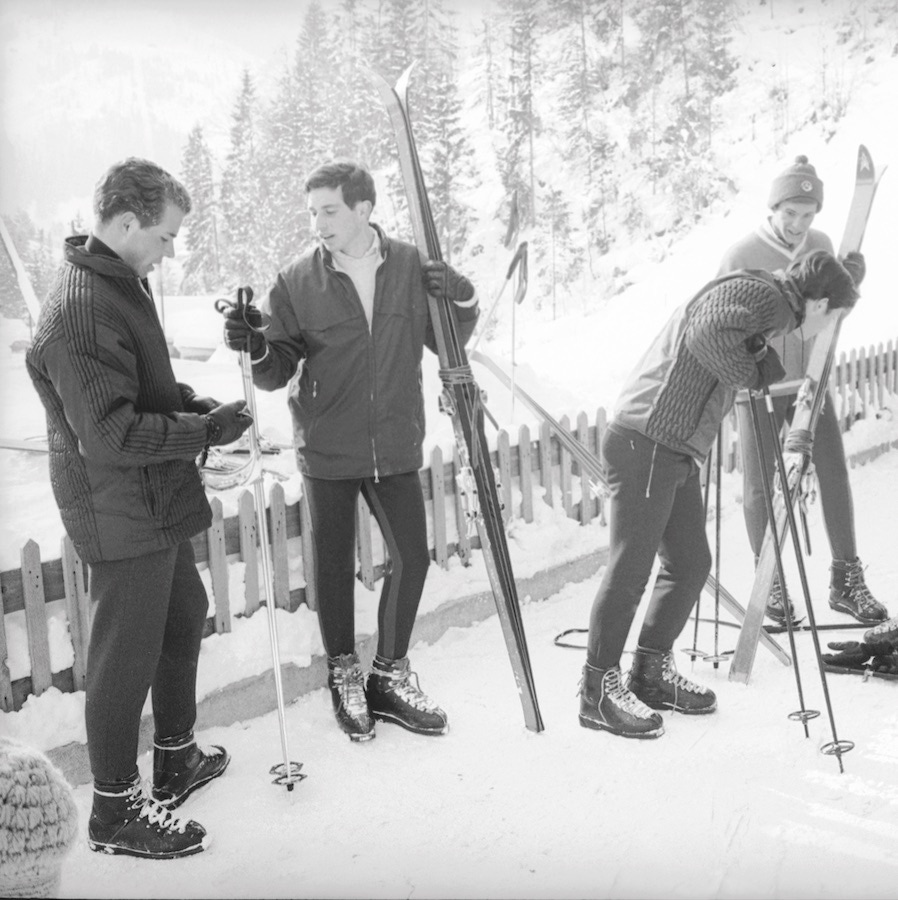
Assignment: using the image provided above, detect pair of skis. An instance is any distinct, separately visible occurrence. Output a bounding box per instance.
[728,145,886,683]
[371,66,544,732]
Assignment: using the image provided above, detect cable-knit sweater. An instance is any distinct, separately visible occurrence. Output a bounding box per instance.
[613,270,801,463]
[25,236,212,563]
[717,220,833,384]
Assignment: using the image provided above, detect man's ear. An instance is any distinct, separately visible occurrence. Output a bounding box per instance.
[119,211,139,235]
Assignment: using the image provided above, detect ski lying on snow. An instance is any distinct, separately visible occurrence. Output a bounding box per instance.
[729,145,886,684]
[470,348,791,665]
[370,64,543,732]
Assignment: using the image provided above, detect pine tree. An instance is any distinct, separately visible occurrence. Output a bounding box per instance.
[179,124,221,292]
[219,69,263,288]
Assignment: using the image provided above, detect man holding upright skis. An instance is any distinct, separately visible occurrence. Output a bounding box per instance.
[223,160,479,742]
[26,158,251,858]
[718,155,889,627]
[579,250,862,739]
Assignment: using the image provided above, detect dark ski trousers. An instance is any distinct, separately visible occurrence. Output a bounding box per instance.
[302,471,430,661]
[736,388,855,561]
[587,426,712,670]
[85,540,208,784]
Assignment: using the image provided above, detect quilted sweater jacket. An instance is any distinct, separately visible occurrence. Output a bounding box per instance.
[251,226,479,479]
[25,236,212,563]
[717,221,833,383]
[613,271,801,464]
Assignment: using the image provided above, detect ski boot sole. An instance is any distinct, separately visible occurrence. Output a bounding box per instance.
[87,835,210,859]
[578,713,664,739]
[370,710,449,736]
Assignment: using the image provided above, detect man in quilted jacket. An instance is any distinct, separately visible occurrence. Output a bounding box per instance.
[26,158,252,858]
[577,250,862,740]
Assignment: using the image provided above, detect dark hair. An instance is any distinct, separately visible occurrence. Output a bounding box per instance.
[785,249,859,311]
[304,160,376,209]
[93,157,191,226]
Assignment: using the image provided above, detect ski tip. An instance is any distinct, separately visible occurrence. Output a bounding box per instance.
[857,145,874,178]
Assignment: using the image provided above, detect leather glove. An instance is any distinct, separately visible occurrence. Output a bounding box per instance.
[840,250,865,288]
[222,305,267,357]
[204,400,253,446]
[422,260,475,305]
[755,345,785,389]
[823,640,896,671]
[179,384,220,414]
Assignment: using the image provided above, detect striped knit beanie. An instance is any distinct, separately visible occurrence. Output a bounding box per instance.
[0,739,79,899]
[768,155,824,211]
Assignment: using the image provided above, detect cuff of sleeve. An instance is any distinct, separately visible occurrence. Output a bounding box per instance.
[250,345,270,365]
[453,290,479,309]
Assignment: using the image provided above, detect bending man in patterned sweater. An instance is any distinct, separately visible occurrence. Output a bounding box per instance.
[718,155,888,627]
[579,250,861,739]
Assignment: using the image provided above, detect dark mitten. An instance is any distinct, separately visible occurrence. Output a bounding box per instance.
[422,260,475,305]
[822,640,870,670]
[870,652,898,675]
[179,384,220,414]
[755,345,786,389]
[222,305,267,356]
[840,250,866,288]
[204,400,253,446]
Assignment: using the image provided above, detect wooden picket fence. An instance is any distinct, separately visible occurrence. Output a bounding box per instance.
[0,411,613,713]
[1,337,895,714]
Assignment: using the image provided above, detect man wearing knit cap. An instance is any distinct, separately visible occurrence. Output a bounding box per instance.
[718,155,888,627]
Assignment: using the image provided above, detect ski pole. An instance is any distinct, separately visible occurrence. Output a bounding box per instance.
[685,451,713,664]
[470,240,528,354]
[227,287,306,791]
[760,387,854,771]
[509,241,528,420]
[747,389,818,736]
[705,428,732,668]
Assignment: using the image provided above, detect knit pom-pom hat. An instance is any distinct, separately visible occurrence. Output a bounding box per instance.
[0,738,79,899]
[768,155,824,211]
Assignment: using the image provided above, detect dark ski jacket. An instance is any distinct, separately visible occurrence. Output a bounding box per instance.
[613,270,801,464]
[251,225,479,479]
[26,236,212,563]
[717,221,833,385]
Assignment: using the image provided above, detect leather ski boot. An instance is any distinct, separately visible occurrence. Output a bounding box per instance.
[152,729,230,809]
[864,615,898,645]
[829,558,888,624]
[627,646,717,715]
[365,655,448,736]
[89,773,209,858]
[327,652,375,742]
[578,662,664,738]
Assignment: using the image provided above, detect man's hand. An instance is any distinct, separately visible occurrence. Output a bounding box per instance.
[180,384,220,414]
[422,260,476,305]
[222,305,267,357]
[840,250,865,288]
[755,345,785,389]
[204,400,253,446]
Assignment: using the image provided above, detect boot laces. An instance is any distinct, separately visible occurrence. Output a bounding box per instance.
[842,560,880,615]
[661,652,709,695]
[769,575,791,612]
[331,659,369,719]
[603,666,656,719]
[127,780,189,834]
[377,660,439,712]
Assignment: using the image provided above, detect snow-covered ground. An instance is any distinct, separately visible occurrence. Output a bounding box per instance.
[9,447,898,899]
